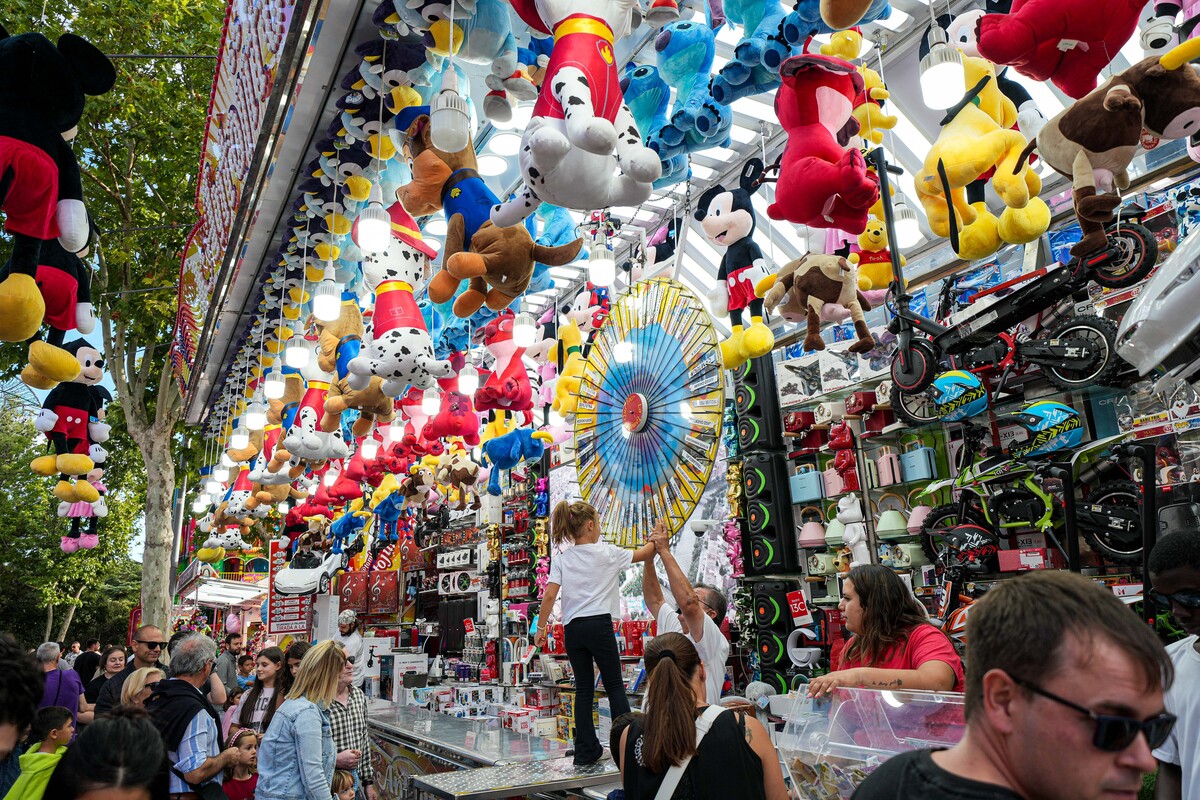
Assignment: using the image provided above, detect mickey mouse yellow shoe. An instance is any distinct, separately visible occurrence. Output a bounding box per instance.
[31,455,58,476]
[72,481,100,503]
[0,274,45,343]
[742,317,775,359]
[28,340,81,384]
[53,480,77,503]
[721,326,748,370]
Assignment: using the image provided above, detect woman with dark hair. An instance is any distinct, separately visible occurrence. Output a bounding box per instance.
[231,646,285,737]
[41,705,165,800]
[807,563,963,697]
[280,641,311,698]
[619,632,786,800]
[84,646,125,705]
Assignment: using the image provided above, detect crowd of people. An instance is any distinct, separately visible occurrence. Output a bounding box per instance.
[1,506,1196,800]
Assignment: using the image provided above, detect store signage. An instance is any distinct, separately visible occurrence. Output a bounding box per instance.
[787,590,813,627]
[462,618,475,634]
[368,571,400,614]
[267,540,311,634]
[171,0,298,396]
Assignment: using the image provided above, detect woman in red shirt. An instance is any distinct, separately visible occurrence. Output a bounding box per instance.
[808,564,963,696]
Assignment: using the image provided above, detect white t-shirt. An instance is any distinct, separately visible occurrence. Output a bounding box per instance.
[656,606,730,705]
[1154,635,1200,798]
[334,630,365,687]
[548,542,633,624]
[234,686,276,733]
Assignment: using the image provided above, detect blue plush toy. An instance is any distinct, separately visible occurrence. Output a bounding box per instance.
[482,428,552,496]
[621,65,690,189]
[764,0,891,70]
[530,204,581,293]
[709,0,787,104]
[330,510,366,555]
[654,22,729,148]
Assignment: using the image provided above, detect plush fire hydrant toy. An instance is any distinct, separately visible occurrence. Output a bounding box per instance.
[33,340,109,503]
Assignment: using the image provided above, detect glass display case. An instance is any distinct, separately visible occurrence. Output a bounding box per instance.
[777,687,966,799]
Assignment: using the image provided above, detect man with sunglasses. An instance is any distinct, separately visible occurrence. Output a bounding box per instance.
[94,625,166,716]
[854,571,1173,799]
[1148,529,1200,800]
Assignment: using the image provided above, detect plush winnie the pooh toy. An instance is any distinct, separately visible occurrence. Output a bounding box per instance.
[849,218,902,293]
[0,23,115,343]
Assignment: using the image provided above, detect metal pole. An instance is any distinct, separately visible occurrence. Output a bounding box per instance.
[1050,464,1082,572]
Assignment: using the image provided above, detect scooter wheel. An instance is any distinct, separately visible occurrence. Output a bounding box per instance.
[1092,222,1159,289]
[891,339,938,393]
[1043,315,1122,390]
[893,387,939,428]
[1079,480,1142,565]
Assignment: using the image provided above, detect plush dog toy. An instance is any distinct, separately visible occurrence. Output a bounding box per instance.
[283,342,350,463]
[767,55,878,233]
[32,340,108,503]
[975,0,1146,99]
[1017,39,1200,256]
[758,253,875,353]
[694,159,776,368]
[489,0,662,224]
[0,23,115,344]
[481,427,553,495]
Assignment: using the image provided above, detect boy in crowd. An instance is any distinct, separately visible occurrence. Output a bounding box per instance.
[6,706,73,800]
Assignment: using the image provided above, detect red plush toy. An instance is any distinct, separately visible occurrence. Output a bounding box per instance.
[423,352,482,447]
[975,0,1146,99]
[768,55,879,234]
[475,311,534,419]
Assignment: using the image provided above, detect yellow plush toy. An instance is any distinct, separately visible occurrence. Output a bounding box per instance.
[551,320,585,418]
[914,54,1049,261]
[853,64,897,146]
[481,409,516,448]
[849,219,903,291]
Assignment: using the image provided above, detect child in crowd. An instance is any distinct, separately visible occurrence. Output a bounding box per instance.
[331,769,354,800]
[222,689,244,743]
[6,706,74,800]
[534,500,656,765]
[237,654,256,691]
[223,728,258,800]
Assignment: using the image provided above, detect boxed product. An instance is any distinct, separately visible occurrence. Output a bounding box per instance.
[557,715,574,741]
[818,346,860,394]
[777,354,822,407]
[502,707,536,735]
[534,717,558,738]
[525,686,560,708]
[998,547,1066,572]
[597,698,613,743]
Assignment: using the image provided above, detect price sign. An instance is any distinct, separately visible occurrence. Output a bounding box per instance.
[787,590,813,627]
[463,618,475,634]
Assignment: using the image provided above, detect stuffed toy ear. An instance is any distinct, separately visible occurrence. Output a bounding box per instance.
[58,34,116,96]
[694,186,723,220]
[741,158,765,194]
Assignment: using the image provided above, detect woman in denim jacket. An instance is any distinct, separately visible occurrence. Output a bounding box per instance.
[256,640,346,800]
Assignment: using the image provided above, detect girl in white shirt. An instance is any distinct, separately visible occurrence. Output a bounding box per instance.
[535,501,656,765]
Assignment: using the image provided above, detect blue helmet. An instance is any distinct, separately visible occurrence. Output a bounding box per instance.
[1001,401,1085,458]
[931,370,988,421]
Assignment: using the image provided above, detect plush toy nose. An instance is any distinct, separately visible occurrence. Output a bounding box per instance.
[655,28,672,51]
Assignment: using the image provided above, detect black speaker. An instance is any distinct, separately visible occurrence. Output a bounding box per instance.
[742,452,802,575]
[753,580,799,689]
[758,668,790,695]
[734,355,784,452]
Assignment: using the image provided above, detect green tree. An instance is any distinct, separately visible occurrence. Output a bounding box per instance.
[1,0,224,631]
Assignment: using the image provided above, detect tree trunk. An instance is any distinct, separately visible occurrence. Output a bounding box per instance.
[44,604,54,643]
[56,583,87,641]
[140,424,177,633]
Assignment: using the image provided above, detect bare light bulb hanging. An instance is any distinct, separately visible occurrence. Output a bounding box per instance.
[356,184,392,253]
[422,388,441,415]
[430,68,470,152]
[919,25,962,110]
[893,200,922,249]
[284,341,310,369]
[512,312,537,348]
[229,426,250,451]
[458,363,479,394]
[589,241,616,287]
[312,279,341,322]
[361,437,380,461]
[263,368,286,400]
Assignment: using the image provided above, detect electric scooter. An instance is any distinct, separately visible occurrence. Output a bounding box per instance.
[868,149,1158,425]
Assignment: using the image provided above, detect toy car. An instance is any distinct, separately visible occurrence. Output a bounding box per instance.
[273,550,347,596]
[1118,228,1200,387]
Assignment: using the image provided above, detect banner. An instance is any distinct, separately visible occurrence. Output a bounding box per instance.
[268,539,311,634]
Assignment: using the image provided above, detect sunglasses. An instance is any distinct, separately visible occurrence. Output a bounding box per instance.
[346,656,356,665]
[136,640,167,649]
[1011,676,1176,751]
[1150,590,1200,611]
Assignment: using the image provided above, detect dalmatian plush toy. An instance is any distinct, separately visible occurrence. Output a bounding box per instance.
[282,340,350,463]
[348,203,453,396]
[489,0,662,225]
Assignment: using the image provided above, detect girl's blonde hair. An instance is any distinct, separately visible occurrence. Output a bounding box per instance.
[287,639,345,707]
[224,728,258,781]
[550,500,598,545]
[331,769,354,793]
[120,667,166,706]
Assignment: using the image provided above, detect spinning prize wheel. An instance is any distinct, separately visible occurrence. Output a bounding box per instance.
[574,277,725,547]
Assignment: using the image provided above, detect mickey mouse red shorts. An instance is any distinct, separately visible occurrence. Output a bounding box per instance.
[0,136,60,240]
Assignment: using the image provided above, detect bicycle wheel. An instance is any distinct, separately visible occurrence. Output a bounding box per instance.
[891,338,939,393]
[920,503,988,564]
[1091,222,1158,289]
[893,386,938,427]
[1079,480,1142,565]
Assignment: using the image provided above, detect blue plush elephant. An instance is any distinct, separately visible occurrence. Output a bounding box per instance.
[482,428,551,496]
[621,64,690,189]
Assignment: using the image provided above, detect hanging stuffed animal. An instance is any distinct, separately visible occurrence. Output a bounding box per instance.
[849,218,901,300]
[622,63,690,188]
[709,0,787,104]
[481,427,553,495]
[32,340,107,503]
[348,203,453,394]
[283,341,350,463]
[758,253,875,352]
[693,158,776,369]
[551,319,586,417]
[489,0,662,225]
[650,21,732,163]
[767,54,879,233]
[423,352,483,447]
[475,311,535,419]
[0,24,115,344]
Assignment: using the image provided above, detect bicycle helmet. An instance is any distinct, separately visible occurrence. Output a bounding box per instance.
[999,400,1084,458]
[940,523,1000,574]
[931,370,988,421]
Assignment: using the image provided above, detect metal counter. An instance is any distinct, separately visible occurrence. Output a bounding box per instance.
[369,704,572,768]
[413,759,619,800]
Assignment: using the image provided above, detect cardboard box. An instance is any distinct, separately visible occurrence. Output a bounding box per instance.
[998,547,1066,572]
[534,717,558,738]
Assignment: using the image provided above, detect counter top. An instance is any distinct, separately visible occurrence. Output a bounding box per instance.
[413,757,619,799]
[368,704,572,766]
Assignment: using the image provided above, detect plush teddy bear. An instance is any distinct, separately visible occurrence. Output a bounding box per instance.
[694,159,776,369]
[489,0,662,225]
[348,202,453,395]
[32,340,108,503]
[0,23,115,344]
[849,218,902,298]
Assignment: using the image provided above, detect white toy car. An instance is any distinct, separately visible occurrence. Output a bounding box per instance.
[273,550,347,596]
[1117,228,1200,385]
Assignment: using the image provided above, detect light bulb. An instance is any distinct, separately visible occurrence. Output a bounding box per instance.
[192,497,207,513]
[284,341,310,368]
[893,201,922,249]
[613,341,634,363]
[458,363,479,394]
[213,465,231,483]
[205,478,221,494]
[245,399,267,431]
[278,502,289,514]
[323,469,338,488]
[356,184,392,253]
[477,154,509,177]
[361,437,380,460]
[389,420,406,441]
[425,217,449,236]
[589,242,616,287]
[488,131,522,156]
[312,279,341,322]
[512,312,537,348]
[264,368,286,399]
[422,388,441,415]
[230,426,250,450]
[430,70,471,152]
[920,27,963,110]
[220,451,235,467]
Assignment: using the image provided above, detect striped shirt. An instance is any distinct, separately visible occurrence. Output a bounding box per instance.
[328,686,373,783]
[168,708,223,793]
